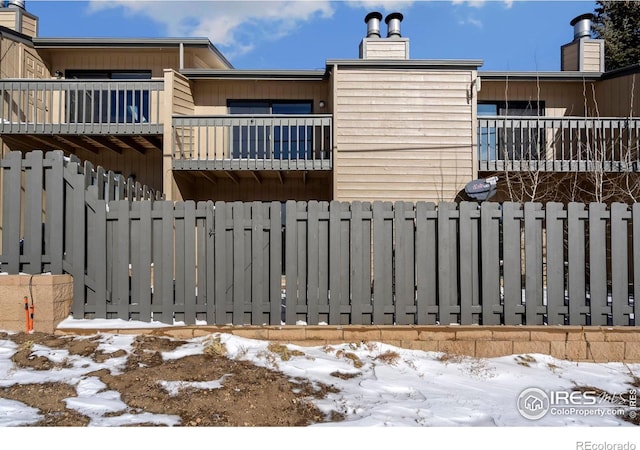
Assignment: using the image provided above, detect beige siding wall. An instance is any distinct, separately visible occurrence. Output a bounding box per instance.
[21,13,37,38]
[478,80,597,117]
[596,73,640,117]
[173,72,194,115]
[360,39,409,60]
[49,50,179,78]
[0,10,17,31]
[333,67,476,203]
[582,40,603,72]
[0,35,22,78]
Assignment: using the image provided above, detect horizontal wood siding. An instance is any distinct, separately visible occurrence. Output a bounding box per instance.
[334,68,475,202]
[478,80,597,117]
[21,14,37,38]
[596,73,640,117]
[361,40,409,60]
[0,11,16,31]
[173,72,194,115]
[582,40,603,72]
[192,79,330,110]
[50,50,179,78]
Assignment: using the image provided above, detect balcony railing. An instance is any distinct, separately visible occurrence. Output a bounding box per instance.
[0,79,164,135]
[478,116,640,172]
[172,115,333,171]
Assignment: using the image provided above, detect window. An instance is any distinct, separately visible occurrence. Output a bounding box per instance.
[229,100,313,159]
[478,101,545,161]
[66,71,151,124]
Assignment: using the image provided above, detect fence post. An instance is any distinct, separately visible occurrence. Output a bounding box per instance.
[24,150,44,274]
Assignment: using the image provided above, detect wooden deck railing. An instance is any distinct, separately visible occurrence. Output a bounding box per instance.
[478,116,640,172]
[172,114,333,171]
[0,79,164,134]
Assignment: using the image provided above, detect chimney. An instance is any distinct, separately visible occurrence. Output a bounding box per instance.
[561,13,604,72]
[385,12,403,38]
[7,0,25,9]
[571,13,593,40]
[359,11,409,60]
[364,11,383,38]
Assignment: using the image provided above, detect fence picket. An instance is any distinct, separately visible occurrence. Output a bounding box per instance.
[373,202,393,324]
[438,202,459,325]
[2,152,22,274]
[415,202,437,325]
[568,203,588,325]
[524,202,544,325]
[480,202,501,325]
[503,202,523,325]
[589,202,609,325]
[611,203,631,325]
[44,151,64,274]
[269,201,282,325]
[24,150,43,274]
[546,202,568,325]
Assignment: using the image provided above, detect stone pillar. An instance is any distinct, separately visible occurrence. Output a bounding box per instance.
[0,274,73,333]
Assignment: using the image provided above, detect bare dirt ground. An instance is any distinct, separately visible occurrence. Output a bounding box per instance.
[0,331,345,427]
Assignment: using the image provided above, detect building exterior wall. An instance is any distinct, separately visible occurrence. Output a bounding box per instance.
[582,40,604,72]
[478,80,598,117]
[191,79,330,112]
[596,72,640,117]
[332,66,476,203]
[48,49,179,78]
[175,172,332,203]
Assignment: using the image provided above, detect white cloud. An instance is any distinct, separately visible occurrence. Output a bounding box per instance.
[88,1,335,59]
[458,16,482,28]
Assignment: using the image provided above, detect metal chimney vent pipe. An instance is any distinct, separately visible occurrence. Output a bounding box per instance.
[570,13,594,40]
[7,0,25,9]
[385,12,403,38]
[364,11,383,38]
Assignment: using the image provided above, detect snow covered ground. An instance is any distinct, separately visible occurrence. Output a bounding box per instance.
[1,317,639,449]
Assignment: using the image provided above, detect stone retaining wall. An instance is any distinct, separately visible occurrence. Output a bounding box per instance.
[55,324,640,363]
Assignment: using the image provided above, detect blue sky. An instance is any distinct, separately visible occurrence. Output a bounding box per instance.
[25,1,597,71]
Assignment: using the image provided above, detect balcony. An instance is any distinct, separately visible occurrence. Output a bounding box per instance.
[478,116,640,172]
[0,79,164,143]
[172,115,333,171]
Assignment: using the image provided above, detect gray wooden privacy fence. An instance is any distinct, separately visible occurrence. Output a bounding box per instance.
[2,151,639,326]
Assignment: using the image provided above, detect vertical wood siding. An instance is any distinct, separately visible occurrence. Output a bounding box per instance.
[192,79,330,109]
[478,80,598,117]
[49,50,179,78]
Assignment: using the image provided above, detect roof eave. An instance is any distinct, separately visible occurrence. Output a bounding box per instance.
[479,71,603,81]
[181,69,328,81]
